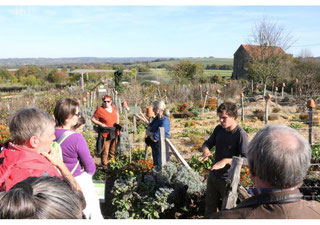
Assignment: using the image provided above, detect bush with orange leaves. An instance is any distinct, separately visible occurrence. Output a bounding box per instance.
[0,125,10,143]
[127,160,154,175]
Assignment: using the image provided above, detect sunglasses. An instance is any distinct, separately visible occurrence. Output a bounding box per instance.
[103,100,111,103]
[75,112,81,117]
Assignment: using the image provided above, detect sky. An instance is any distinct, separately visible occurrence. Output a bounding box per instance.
[0,4,320,58]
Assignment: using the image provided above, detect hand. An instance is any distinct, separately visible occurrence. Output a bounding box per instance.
[199,153,213,162]
[41,145,63,167]
[210,158,232,171]
[150,136,157,142]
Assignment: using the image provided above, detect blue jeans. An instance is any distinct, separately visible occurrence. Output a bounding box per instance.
[150,141,170,166]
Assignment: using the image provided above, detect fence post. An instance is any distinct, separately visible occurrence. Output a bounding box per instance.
[265,94,271,125]
[159,127,167,167]
[263,83,266,96]
[221,156,244,210]
[307,99,315,145]
[275,87,278,104]
[251,80,253,94]
[199,84,203,99]
[122,100,129,134]
[295,78,299,97]
[240,93,244,122]
[281,83,285,98]
[216,89,221,106]
[202,91,208,114]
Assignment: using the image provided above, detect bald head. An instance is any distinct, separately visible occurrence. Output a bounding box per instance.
[248,125,311,188]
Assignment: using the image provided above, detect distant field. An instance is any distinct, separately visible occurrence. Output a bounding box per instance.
[147,69,232,82]
[148,57,233,67]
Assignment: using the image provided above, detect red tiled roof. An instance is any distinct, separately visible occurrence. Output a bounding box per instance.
[240,44,285,59]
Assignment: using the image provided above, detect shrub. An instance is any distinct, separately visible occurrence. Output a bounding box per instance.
[272,107,281,113]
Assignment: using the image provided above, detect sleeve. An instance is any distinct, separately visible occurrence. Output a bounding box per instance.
[93,107,101,119]
[238,130,248,158]
[203,125,218,150]
[75,134,96,175]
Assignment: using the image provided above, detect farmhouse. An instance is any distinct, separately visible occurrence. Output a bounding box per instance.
[232,44,286,80]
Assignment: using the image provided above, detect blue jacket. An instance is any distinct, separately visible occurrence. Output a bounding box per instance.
[148,116,170,141]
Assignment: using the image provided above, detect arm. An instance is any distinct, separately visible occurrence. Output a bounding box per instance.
[199,127,217,162]
[91,116,106,127]
[41,146,82,192]
[76,134,96,175]
[211,158,232,170]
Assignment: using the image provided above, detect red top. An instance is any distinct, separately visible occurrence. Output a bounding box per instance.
[0,142,61,191]
[93,105,119,138]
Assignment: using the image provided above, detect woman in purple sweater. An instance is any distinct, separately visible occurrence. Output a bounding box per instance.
[54,98,102,219]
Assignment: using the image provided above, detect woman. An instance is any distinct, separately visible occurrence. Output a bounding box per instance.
[146,100,170,166]
[54,98,103,219]
[91,95,119,169]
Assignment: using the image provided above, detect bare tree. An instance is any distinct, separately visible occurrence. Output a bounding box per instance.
[247,17,295,87]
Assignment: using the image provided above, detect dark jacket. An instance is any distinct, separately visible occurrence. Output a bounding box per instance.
[210,189,320,219]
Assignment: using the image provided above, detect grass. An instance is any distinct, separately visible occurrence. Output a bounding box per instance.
[204,70,232,78]
[148,57,233,67]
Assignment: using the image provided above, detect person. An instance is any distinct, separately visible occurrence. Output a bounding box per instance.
[0,176,85,219]
[54,98,102,219]
[211,125,320,219]
[91,95,120,169]
[72,116,86,133]
[145,100,170,166]
[0,107,80,192]
[199,102,248,217]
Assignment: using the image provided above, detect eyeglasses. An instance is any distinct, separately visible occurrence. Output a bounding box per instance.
[103,100,111,103]
[75,112,81,117]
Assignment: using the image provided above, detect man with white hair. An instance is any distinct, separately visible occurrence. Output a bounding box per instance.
[211,124,320,219]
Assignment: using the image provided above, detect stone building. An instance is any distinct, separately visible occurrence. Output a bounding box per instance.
[232,44,285,80]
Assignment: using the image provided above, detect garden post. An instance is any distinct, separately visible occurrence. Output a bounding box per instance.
[200,84,203,99]
[133,114,137,142]
[122,101,129,134]
[291,87,293,96]
[221,156,244,210]
[295,78,299,97]
[118,98,122,114]
[159,127,167,168]
[202,91,208,114]
[282,83,285,98]
[275,87,278,104]
[263,83,266,96]
[307,99,315,145]
[240,93,244,122]
[265,94,271,125]
[251,80,253,94]
[216,89,221,106]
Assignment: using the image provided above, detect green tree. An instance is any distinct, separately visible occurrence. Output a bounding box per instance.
[20,75,38,86]
[168,60,204,84]
[0,69,12,82]
[114,69,124,93]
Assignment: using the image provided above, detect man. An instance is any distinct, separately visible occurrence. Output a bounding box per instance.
[211,124,320,219]
[91,95,119,169]
[199,102,248,217]
[0,107,80,192]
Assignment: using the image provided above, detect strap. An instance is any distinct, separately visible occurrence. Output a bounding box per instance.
[57,130,75,145]
[56,130,80,175]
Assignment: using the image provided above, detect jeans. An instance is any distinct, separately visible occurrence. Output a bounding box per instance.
[150,141,169,167]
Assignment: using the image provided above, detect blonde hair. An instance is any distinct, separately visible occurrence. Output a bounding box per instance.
[153,100,170,117]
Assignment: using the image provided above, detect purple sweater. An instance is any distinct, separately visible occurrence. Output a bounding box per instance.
[55,129,96,177]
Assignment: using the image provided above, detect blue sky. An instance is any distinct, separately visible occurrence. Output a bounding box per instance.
[0,6,320,58]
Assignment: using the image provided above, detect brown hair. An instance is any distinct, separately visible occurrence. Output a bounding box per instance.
[54,98,79,127]
[217,102,238,119]
[0,176,85,219]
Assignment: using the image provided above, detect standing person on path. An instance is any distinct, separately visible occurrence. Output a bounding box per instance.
[145,100,170,167]
[199,102,248,217]
[91,95,119,169]
[54,98,103,219]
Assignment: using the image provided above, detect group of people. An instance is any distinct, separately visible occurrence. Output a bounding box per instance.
[0,94,320,219]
